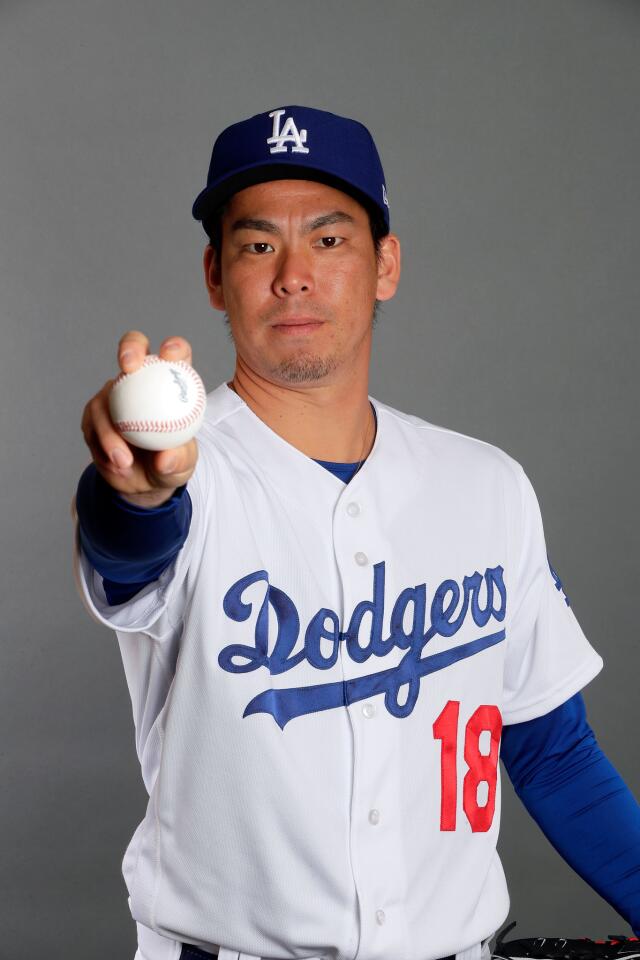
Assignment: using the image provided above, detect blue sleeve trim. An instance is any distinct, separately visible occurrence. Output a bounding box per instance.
[501,693,640,935]
[75,463,192,604]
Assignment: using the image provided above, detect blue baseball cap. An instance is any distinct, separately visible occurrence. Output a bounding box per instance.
[192,105,390,232]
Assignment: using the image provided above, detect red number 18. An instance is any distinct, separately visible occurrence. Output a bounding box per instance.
[432,701,502,833]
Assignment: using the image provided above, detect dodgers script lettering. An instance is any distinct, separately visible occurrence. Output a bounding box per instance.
[218,561,506,729]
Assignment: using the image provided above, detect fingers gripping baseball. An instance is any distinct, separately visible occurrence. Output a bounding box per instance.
[117,330,151,373]
[81,334,202,504]
[117,332,193,372]
[158,336,193,367]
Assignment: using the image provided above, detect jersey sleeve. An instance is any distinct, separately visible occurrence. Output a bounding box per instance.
[75,462,192,605]
[501,464,603,725]
[72,454,210,640]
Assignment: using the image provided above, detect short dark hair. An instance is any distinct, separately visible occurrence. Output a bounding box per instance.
[203,200,388,264]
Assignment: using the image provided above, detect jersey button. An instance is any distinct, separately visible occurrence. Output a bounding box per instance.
[368,808,380,825]
[354,551,368,566]
[362,703,376,718]
[375,909,386,926]
[346,502,360,517]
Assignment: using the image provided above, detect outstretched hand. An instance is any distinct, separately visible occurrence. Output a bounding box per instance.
[80,331,199,507]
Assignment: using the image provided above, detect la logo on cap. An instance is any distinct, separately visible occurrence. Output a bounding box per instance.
[267,109,310,155]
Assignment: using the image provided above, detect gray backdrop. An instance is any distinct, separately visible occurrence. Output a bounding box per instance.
[1,2,638,958]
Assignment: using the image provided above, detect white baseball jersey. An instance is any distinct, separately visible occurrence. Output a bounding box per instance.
[73,382,603,960]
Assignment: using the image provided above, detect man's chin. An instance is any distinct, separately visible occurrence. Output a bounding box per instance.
[270,353,338,385]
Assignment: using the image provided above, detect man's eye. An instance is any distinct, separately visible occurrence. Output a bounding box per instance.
[315,236,343,248]
[246,242,274,254]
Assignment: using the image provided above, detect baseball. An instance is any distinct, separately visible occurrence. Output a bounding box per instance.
[108,355,207,451]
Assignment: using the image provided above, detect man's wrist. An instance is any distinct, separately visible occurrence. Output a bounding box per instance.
[118,488,178,509]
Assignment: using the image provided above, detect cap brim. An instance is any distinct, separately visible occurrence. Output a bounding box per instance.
[192,162,387,229]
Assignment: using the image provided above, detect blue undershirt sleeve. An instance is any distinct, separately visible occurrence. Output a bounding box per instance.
[501,693,640,935]
[75,462,192,605]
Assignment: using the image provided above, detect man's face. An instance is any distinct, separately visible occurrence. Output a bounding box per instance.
[204,179,399,387]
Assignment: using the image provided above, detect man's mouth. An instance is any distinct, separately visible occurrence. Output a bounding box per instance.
[271,318,325,333]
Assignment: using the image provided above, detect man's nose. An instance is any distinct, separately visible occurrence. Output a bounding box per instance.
[272,248,314,297]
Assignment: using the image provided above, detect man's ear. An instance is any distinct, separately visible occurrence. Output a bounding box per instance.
[203,245,225,311]
[375,233,401,302]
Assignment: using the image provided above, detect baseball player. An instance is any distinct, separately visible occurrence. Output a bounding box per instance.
[73,107,640,960]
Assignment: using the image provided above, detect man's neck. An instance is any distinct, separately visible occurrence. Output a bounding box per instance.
[228,364,375,464]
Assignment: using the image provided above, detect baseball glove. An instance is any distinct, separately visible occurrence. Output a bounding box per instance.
[493,922,640,960]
